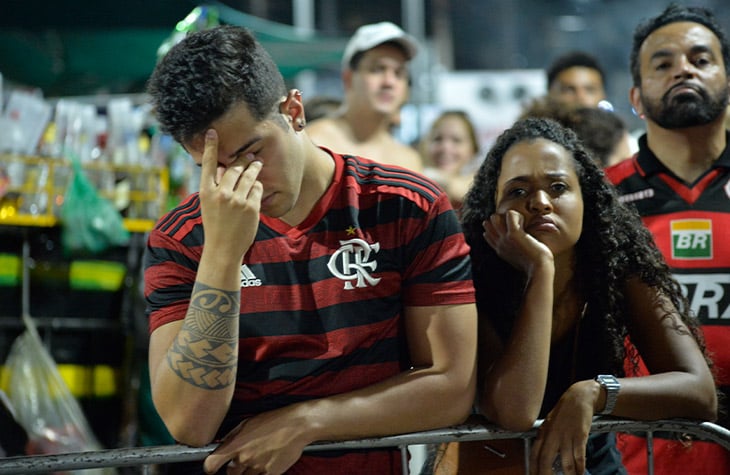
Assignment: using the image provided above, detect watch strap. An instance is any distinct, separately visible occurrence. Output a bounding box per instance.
[595,374,620,415]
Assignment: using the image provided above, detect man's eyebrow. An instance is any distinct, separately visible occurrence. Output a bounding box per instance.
[688,44,716,57]
[650,44,714,62]
[650,49,674,62]
[229,136,263,160]
[192,135,264,168]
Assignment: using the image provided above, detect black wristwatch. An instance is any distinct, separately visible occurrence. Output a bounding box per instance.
[595,374,620,415]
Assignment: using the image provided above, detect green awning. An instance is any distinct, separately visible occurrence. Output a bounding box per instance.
[0,3,346,97]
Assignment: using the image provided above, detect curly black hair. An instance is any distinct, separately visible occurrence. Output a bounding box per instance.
[630,3,730,86]
[460,117,708,378]
[146,25,287,145]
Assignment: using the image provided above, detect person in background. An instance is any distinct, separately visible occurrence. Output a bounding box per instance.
[302,95,342,122]
[307,21,423,171]
[429,117,717,474]
[561,107,633,167]
[144,25,477,475]
[546,50,609,109]
[605,4,730,473]
[420,110,481,209]
[520,97,633,166]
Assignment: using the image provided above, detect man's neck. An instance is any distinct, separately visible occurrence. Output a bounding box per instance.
[279,142,335,227]
[645,119,727,183]
[340,106,393,143]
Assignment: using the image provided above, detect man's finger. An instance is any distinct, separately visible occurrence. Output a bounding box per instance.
[201,129,219,187]
[204,446,235,475]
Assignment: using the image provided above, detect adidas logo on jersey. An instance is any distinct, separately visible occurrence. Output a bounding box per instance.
[240,265,262,287]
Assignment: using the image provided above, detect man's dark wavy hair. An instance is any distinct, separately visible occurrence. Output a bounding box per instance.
[146,25,287,145]
[546,51,606,89]
[630,3,730,86]
[460,117,710,381]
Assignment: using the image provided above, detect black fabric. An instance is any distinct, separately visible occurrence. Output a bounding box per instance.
[0,395,28,456]
[585,432,627,475]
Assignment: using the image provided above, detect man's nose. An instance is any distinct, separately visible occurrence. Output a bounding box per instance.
[673,56,696,79]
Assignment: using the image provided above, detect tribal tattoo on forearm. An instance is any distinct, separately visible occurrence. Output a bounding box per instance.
[168,282,239,389]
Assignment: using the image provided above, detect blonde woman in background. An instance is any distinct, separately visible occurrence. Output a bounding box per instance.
[421,110,481,209]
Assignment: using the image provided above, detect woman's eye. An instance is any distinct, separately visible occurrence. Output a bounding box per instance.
[551,182,568,193]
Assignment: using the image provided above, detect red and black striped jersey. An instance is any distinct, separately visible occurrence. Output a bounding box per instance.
[605,132,730,474]
[144,150,475,474]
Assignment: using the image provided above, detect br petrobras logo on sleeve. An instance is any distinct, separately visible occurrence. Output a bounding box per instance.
[671,219,712,259]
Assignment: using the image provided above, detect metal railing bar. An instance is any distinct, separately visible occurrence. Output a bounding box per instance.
[0,444,215,475]
[399,445,408,475]
[0,418,727,475]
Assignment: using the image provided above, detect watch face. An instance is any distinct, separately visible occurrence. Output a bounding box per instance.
[597,374,618,385]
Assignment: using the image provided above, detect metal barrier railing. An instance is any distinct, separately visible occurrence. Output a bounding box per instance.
[0,418,728,474]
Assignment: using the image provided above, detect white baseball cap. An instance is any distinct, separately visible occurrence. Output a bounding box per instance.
[341,21,419,69]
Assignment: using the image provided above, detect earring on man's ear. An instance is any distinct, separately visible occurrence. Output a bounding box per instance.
[297,120,306,130]
[631,106,646,120]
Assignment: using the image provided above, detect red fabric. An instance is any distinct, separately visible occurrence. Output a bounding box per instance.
[617,433,730,475]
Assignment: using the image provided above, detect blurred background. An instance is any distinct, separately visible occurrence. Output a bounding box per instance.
[2,0,728,139]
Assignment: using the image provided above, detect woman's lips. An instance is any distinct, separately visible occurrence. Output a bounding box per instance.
[526,217,558,233]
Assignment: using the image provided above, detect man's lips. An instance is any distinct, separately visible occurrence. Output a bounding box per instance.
[376,91,397,102]
[261,193,274,208]
[667,82,703,99]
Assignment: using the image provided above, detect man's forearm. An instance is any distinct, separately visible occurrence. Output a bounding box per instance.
[170,282,240,389]
[152,281,240,445]
[296,364,476,445]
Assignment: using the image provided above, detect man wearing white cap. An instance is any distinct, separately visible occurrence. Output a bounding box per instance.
[308,21,424,171]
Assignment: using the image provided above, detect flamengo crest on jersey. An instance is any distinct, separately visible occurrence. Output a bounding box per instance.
[327,238,382,290]
[240,238,384,291]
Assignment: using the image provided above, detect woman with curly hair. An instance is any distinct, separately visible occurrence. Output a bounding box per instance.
[435,117,717,474]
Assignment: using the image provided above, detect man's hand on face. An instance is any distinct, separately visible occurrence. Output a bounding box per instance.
[199,129,263,260]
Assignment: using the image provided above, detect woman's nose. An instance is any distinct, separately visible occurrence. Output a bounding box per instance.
[528,190,552,212]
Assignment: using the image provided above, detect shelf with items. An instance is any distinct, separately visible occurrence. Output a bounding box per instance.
[0,154,168,233]
[0,222,145,450]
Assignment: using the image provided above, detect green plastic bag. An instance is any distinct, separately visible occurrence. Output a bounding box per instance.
[60,158,130,255]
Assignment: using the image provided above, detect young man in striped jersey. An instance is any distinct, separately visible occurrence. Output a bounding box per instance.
[144,25,477,475]
[605,4,730,473]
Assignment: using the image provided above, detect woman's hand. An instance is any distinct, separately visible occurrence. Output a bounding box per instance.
[529,380,599,475]
[483,210,553,276]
